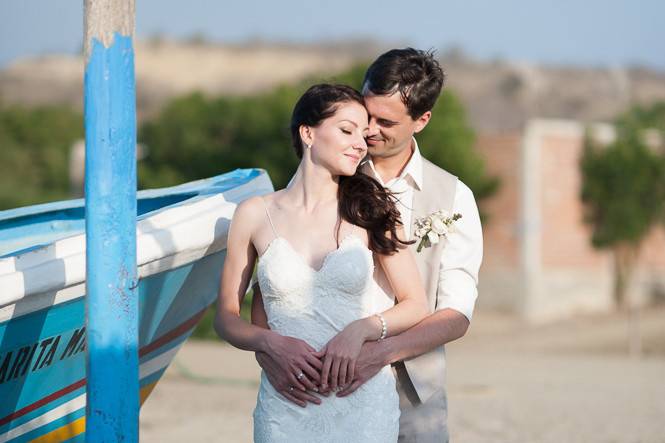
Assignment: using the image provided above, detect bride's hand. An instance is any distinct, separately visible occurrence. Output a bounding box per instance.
[265,333,323,392]
[318,317,381,392]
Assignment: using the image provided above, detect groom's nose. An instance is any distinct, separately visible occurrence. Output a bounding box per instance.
[367,118,380,138]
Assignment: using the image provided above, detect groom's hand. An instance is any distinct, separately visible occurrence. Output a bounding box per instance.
[336,340,390,397]
[255,351,322,407]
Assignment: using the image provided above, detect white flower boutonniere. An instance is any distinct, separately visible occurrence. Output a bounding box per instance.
[414,210,462,253]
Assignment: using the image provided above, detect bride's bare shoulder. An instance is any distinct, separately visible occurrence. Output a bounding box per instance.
[233,190,285,221]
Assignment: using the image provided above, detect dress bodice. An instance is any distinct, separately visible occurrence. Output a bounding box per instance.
[257,234,375,350]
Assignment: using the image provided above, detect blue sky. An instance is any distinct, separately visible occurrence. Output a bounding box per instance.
[1,0,663,69]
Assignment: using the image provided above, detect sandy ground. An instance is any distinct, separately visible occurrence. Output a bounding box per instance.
[139,306,665,443]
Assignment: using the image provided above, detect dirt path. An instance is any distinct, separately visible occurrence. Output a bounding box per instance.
[140,306,665,442]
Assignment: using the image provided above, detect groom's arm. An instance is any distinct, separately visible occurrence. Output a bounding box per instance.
[366,308,469,364]
[384,181,483,359]
[335,309,470,397]
[339,181,482,396]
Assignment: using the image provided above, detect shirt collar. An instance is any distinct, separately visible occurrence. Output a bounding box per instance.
[364,137,423,191]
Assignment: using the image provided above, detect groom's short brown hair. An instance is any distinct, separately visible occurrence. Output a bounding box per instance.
[362,48,445,120]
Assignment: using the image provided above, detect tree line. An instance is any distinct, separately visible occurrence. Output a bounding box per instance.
[0,64,498,213]
[1,63,663,322]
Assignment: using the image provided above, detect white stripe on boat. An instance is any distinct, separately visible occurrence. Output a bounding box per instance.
[0,394,86,443]
[0,283,85,324]
[139,343,181,379]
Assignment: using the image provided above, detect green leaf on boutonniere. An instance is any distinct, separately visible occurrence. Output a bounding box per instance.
[416,235,428,253]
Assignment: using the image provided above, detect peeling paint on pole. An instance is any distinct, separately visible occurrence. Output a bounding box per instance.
[84,1,138,442]
[84,0,135,61]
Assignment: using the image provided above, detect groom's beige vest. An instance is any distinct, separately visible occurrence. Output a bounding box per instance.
[363,158,458,404]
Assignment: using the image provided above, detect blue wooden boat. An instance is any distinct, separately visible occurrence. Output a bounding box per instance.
[0,169,273,442]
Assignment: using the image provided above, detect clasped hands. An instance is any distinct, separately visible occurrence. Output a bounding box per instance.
[257,319,387,407]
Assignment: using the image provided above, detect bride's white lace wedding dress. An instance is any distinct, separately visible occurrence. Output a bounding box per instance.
[252,205,400,443]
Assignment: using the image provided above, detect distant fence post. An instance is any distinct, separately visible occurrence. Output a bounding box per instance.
[83,1,138,441]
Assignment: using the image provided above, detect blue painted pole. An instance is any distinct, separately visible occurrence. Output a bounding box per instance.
[83,1,138,441]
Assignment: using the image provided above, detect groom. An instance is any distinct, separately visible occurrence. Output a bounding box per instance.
[253,48,483,442]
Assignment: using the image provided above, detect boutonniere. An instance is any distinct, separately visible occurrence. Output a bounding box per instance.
[414,210,462,253]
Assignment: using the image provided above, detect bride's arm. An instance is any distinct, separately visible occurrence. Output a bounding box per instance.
[214,197,274,352]
[372,226,430,336]
[250,282,269,329]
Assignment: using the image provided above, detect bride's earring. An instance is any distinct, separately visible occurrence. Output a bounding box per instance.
[306,143,312,150]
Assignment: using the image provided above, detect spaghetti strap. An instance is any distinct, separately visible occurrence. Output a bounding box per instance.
[261,197,278,238]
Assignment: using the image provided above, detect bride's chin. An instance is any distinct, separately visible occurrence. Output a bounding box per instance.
[341,166,358,177]
[330,164,357,177]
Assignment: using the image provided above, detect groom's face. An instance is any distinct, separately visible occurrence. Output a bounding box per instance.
[363,90,421,160]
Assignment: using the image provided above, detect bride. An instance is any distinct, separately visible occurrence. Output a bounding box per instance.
[215,84,429,442]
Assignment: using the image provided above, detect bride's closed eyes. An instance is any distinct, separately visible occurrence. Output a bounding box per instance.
[338,124,369,136]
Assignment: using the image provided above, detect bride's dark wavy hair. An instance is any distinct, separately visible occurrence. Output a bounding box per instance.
[290,83,413,254]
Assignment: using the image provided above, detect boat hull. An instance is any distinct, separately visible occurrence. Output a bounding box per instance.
[0,169,273,442]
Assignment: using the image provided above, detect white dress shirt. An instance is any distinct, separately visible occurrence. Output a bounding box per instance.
[365,138,483,321]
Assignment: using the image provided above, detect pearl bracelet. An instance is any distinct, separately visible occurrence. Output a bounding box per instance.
[375,313,387,341]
